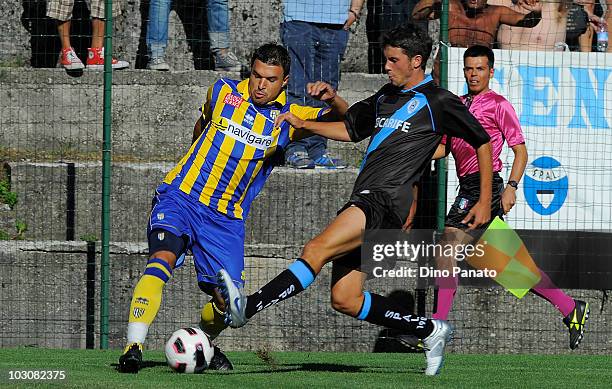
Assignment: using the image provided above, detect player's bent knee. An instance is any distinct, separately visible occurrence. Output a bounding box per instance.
[330,292,362,317]
[302,237,333,266]
[148,228,187,269]
[150,251,177,268]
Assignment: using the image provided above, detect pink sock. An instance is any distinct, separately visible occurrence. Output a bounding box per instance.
[530,269,575,317]
[432,276,458,320]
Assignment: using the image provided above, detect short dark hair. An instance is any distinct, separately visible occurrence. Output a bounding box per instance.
[250,43,291,77]
[381,25,432,70]
[463,45,494,69]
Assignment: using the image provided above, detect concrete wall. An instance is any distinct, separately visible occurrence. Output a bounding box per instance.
[1,240,610,354]
[8,161,358,243]
[0,69,381,164]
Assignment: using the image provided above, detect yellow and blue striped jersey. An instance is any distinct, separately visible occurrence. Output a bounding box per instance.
[160,78,327,219]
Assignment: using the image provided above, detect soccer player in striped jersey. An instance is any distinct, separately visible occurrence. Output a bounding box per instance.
[427,45,588,350]
[118,43,349,373]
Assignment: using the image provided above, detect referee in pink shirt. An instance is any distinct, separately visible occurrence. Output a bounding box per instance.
[431,45,589,350]
[440,45,526,227]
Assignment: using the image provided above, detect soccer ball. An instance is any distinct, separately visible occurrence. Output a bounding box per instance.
[164,327,214,373]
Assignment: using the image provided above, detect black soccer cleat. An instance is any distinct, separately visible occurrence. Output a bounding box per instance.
[208,346,233,370]
[118,343,143,373]
[563,299,589,350]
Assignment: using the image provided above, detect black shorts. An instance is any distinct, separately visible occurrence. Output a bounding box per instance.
[336,190,407,277]
[446,172,504,233]
[338,190,405,230]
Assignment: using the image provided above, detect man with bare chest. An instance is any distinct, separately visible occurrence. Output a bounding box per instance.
[413,0,542,82]
[413,0,543,47]
[489,0,582,51]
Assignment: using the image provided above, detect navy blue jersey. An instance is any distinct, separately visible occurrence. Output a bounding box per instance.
[344,75,490,224]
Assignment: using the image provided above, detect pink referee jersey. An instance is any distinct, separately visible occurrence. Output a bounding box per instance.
[444,90,525,177]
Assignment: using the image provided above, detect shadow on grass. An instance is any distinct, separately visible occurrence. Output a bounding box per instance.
[112,361,422,375]
[202,363,363,375]
[298,363,363,372]
[213,362,420,375]
[111,360,168,372]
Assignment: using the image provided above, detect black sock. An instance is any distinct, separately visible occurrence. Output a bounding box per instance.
[245,258,316,319]
[357,292,434,339]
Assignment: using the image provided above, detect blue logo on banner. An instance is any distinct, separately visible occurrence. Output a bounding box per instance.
[524,156,568,215]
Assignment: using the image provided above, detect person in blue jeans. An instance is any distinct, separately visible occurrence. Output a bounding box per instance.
[281,0,364,168]
[146,0,241,71]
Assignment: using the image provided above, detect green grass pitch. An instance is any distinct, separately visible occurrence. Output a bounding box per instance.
[1,347,611,388]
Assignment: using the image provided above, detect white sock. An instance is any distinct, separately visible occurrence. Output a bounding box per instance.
[127,322,149,344]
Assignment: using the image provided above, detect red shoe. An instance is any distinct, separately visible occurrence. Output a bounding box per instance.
[86,47,129,70]
[59,47,84,70]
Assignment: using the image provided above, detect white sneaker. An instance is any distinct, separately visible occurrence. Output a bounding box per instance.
[214,50,241,72]
[147,57,170,71]
[217,269,248,328]
[423,319,453,376]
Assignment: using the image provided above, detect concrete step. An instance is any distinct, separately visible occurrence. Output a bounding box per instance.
[0,69,384,166]
[1,240,607,353]
[9,161,358,244]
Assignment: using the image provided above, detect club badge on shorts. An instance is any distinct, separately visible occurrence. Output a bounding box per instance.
[458,197,470,211]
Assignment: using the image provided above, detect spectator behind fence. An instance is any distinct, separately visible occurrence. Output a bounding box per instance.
[413,0,542,82]
[568,0,612,52]
[489,0,600,51]
[146,0,242,71]
[413,0,542,47]
[280,0,363,169]
[566,2,593,51]
[46,0,129,70]
[366,0,427,74]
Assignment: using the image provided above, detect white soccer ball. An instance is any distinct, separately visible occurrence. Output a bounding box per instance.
[164,327,214,373]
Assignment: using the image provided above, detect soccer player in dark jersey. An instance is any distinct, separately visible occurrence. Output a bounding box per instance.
[218,25,493,376]
[429,45,588,349]
[118,44,350,373]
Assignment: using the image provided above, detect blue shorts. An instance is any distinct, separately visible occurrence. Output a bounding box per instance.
[148,187,245,288]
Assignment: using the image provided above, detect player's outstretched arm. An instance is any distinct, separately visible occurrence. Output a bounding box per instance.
[501,143,527,214]
[462,142,493,230]
[275,112,351,142]
[307,81,350,118]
